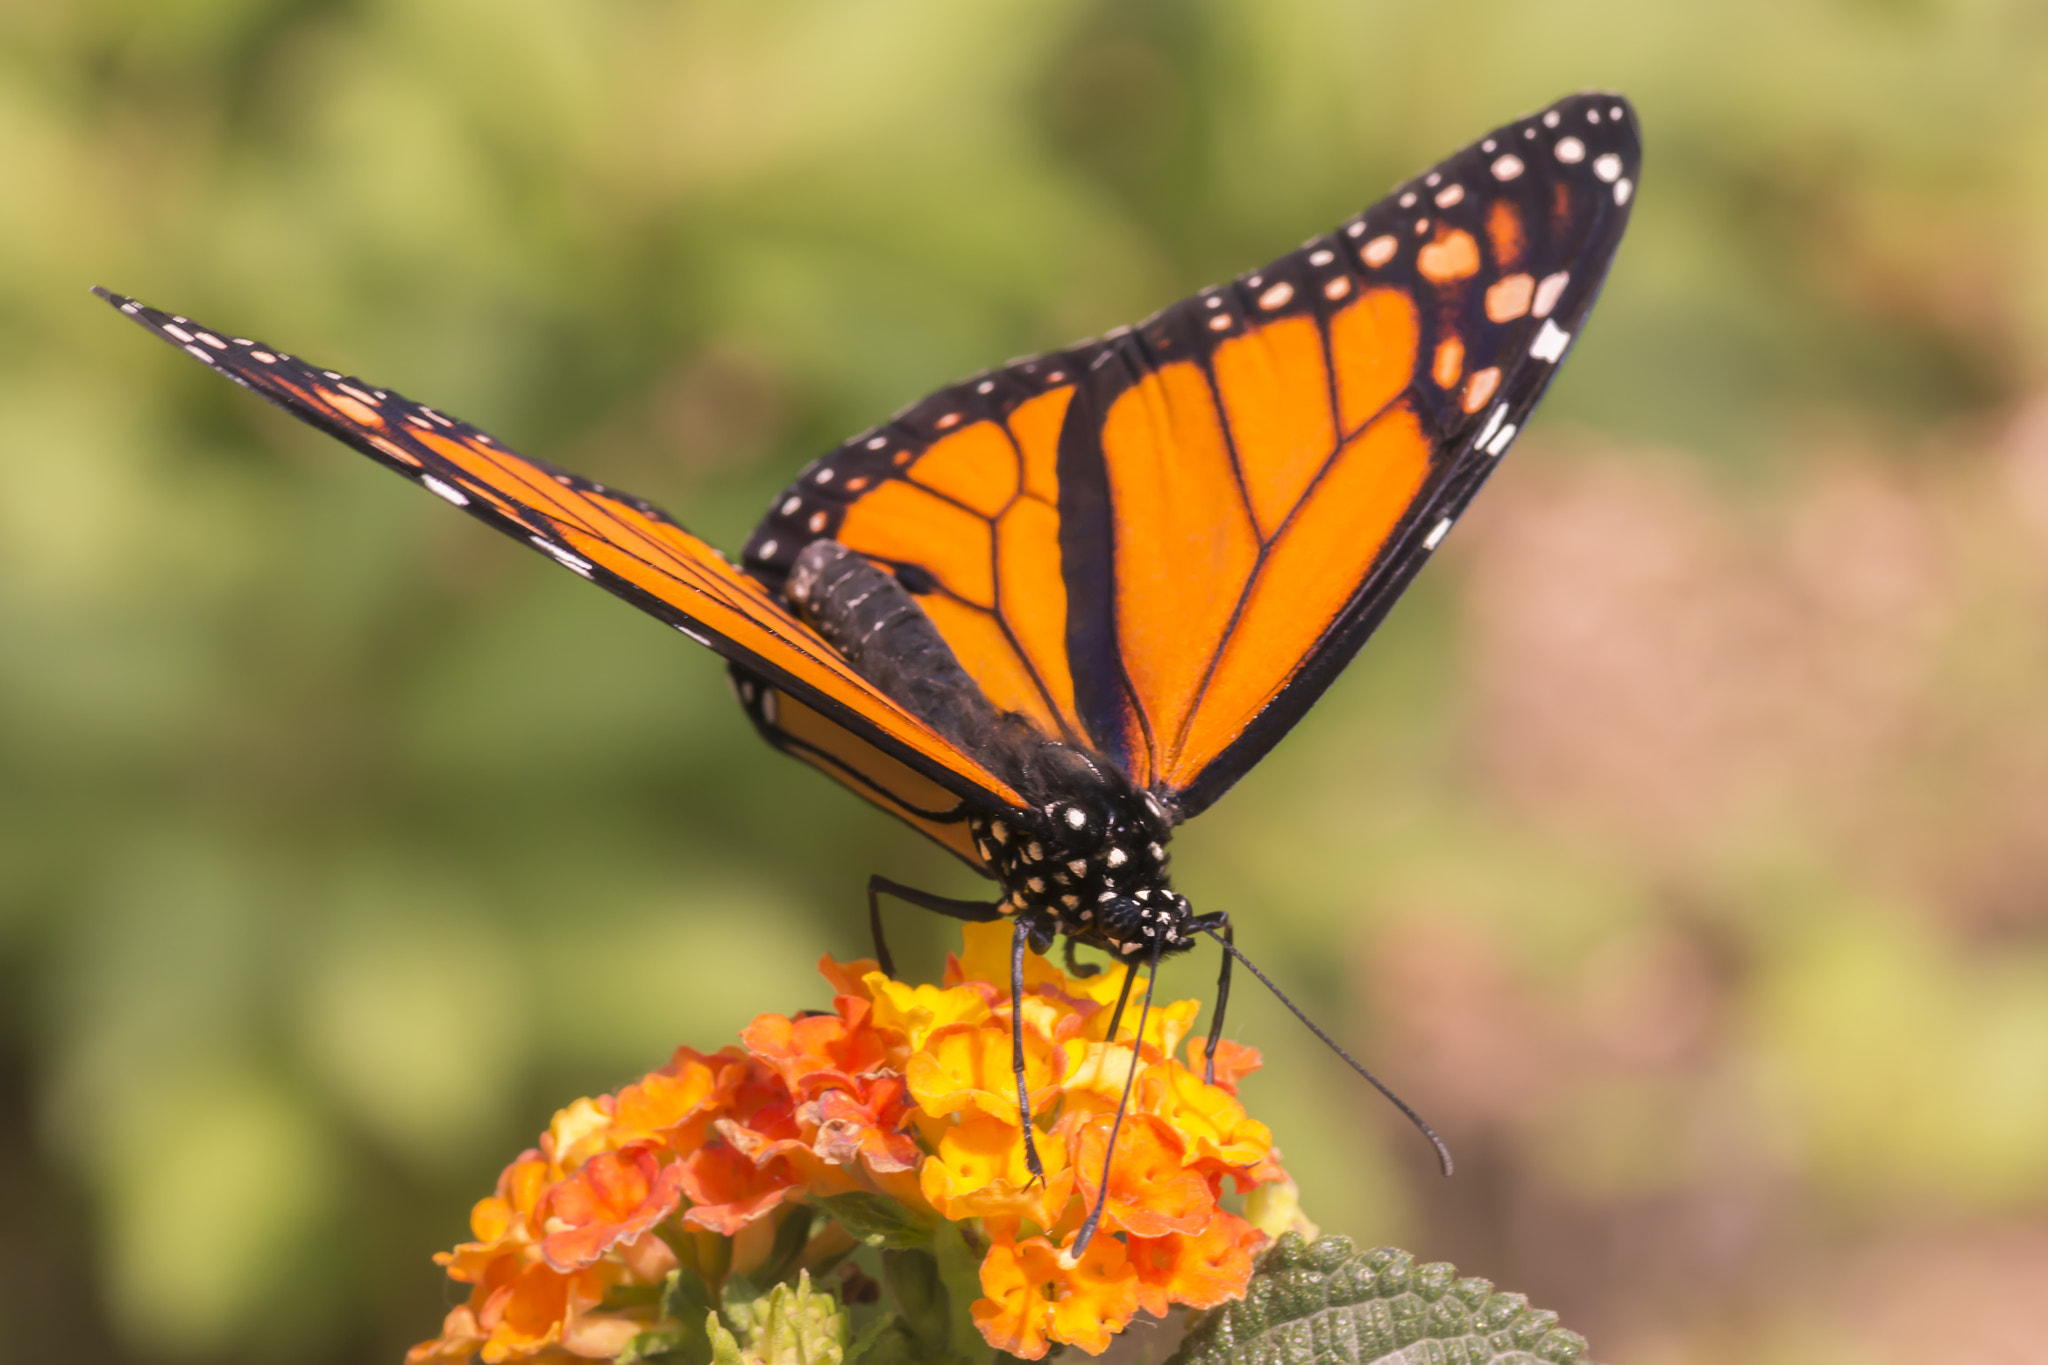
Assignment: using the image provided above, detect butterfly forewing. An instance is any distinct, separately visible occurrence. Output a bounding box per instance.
[94,288,1032,829]
[743,91,1638,819]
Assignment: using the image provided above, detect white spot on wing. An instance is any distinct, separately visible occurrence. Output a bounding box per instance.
[1485,422,1518,456]
[1434,184,1464,208]
[1555,137,1585,164]
[1491,154,1524,181]
[1615,178,1633,205]
[1361,235,1398,268]
[1530,319,1571,362]
[1258,281,1294,309]
[1308,248,1334,266]
[531,537,594,576]
[163,323,194,343]
[1592,153,1622,183]
[1424,517,1452,550]
[1532,271,1570,318]
[1475,404,1507,451]
[421,475,469,506]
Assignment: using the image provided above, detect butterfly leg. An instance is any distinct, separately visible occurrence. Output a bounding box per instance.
[1007,912,1060,1184]
[1062,938,1103,978]
[865,874,1004,978]
[1192,912,1235,1086]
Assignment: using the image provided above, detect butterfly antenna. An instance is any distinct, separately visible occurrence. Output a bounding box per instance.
[1068,942,1162,1263]
[1202,927,1453,1177]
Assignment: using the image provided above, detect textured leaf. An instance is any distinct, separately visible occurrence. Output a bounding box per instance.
[1166,1235,1594,1365]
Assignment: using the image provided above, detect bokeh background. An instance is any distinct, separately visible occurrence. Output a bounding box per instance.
[6,2,2048,1362]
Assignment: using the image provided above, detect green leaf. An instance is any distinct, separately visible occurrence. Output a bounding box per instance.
[841,1311,908,1365]
[1166,1234,1595,1365]
[928,1220,990,1365]
[815,1192,939,1249]
[881,1249,949,1360]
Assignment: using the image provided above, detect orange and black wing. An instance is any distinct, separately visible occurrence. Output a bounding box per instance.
[742,92,1638,819]
[96,288,1029,867]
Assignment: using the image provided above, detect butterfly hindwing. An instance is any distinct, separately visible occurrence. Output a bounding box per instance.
[744,91,1639,818]
[95,287,1031,846]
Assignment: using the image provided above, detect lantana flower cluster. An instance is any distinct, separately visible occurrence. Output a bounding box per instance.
[410,921,1287,1363]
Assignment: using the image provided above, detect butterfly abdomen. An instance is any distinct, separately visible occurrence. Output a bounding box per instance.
[785,541,1004,756]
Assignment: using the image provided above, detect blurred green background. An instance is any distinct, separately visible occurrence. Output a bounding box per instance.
[6,2,2048,1362]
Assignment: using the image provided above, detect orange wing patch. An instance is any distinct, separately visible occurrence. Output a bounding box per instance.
[834,390,1087,745]
[1211,317,1337,539]
[1100,361,1260,778]
[1098,298,1431,789]
[1329,288,1420,432]
[910,421,1018,518]
[838,479,996,608]
[1417,229,1480,284]
[1009,388,1072,503]
[1486,200,1526,270]
[1171,401,1431,785]
[995,495,1075,728]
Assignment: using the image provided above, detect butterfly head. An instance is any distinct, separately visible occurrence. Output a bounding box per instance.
[1089,887,1198,958]
[975,778,1199,958]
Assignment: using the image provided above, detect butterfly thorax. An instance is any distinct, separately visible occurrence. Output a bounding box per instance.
[786,539,1198,958]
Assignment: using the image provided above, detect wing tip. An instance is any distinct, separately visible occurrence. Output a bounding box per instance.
[93,285,143,315]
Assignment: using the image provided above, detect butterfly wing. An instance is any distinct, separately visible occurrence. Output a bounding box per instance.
[743,91,1638,819]
[96,288,1028,865]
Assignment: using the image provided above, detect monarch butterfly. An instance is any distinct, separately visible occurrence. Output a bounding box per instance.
[102,90,1637,1249]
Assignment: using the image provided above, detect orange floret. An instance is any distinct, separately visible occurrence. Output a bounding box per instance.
[539,1144,688,1272]
[1069,1112,1214,1238]
[1127,1209,1266,1316]
[410,922,1286,1365]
